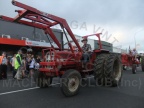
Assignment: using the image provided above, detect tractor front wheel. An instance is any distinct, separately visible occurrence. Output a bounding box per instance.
[132,64,137,74]
[61,69,81,97]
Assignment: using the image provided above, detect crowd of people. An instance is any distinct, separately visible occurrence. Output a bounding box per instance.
[0,41,142,80]
[0,50,41,80]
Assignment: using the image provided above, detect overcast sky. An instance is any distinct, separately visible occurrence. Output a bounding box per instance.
[0,0,144,52]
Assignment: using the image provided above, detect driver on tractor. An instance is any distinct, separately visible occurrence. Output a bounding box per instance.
[131,48,139,62]
[132,48,137,56]
[81,38,92,68]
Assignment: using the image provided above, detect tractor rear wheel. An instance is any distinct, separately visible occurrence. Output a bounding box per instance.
[34,70,52,88]
[104,54,122,87]
[132,64,137,74]
[141,56,144,72]
[61,69,81,97]
[93,54,108,86]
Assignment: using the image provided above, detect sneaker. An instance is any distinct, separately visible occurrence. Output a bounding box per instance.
[17,78,22,81]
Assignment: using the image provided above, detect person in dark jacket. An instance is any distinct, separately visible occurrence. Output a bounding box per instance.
[35,55,41,63]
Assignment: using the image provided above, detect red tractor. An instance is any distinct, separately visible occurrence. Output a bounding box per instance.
[1,0,122,96]
[122,51,142,74]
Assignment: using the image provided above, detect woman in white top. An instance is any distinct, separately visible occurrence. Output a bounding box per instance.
[29,54,35,78]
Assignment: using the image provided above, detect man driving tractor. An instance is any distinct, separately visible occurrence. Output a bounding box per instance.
[131,48,137,56]
[131,48,139,61]
[81,38,92,67]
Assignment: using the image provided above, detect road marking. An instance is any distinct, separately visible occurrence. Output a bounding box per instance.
[0,77,94,96]
[0,87,39,96]
[50,83,60,86]
[0,83,62,96]
[83,76,94,79]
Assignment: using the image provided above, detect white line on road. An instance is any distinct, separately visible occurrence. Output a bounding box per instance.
[50,83,60,86]
[0,87,39,96]
[0,83,61,96]
[0,76,94,96]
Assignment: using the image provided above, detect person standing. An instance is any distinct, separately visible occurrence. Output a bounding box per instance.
[35,55,41,64]
[0,52,8,79]
[10,54,16,79]
[21,57,26,78]
[26,54,31,76]
[29,54,35,78]
[35,55,41,70]
[14,50,22,80]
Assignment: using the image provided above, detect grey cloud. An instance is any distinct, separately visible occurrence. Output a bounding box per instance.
[1,0,144,27]
[0,0,144,51]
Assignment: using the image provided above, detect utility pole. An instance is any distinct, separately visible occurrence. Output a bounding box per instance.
[134,34,136,49]
[134,28,143,49]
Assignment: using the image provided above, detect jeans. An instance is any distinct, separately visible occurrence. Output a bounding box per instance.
[12,67,16,78]
[82,53,90,64]
[15,67,22,79]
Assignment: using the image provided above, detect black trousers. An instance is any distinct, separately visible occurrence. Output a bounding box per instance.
[0,64,7,79]
[12,67,16,78]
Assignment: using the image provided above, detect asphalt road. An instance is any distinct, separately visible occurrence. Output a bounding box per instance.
[0,67,144,108]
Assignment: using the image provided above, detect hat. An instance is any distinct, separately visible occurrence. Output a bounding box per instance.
[81,38,88,42]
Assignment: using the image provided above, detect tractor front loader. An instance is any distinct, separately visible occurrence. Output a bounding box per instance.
[0,0,122,97]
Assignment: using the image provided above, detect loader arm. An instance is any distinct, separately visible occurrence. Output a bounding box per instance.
[0,0,82,52]
[82,33,102,49]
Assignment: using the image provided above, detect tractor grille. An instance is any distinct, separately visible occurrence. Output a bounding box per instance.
[45,51,55,69]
